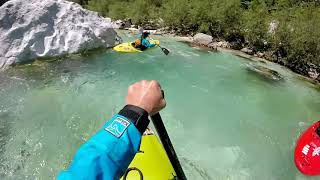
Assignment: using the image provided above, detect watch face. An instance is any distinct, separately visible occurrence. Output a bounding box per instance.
[105,117,130,138]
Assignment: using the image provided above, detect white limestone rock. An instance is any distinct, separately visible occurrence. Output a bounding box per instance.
[0,0,121,68]
[193,33,213,46]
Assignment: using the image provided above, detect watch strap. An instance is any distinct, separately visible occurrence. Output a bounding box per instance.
[118,105,150,134]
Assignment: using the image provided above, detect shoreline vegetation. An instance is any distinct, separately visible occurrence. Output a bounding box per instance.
[74,0,320,83]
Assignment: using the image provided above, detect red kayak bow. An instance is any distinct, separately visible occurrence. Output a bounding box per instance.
[294,121,320,176]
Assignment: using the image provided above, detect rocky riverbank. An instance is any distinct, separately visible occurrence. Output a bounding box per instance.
[114,18,319,84]
[0,0,121,69]
[1,0,318,85]
[189,33,320,84]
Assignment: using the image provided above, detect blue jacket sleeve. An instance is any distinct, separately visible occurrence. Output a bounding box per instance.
[142,38,156,48]
[58,112,145,180]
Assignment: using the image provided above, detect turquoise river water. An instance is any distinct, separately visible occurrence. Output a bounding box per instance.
[0,33,320,180]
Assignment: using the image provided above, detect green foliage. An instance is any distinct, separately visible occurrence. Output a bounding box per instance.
[127,0,157,24]
[86,0,320,65]
[265,2,320,64]
[285,4,320,64]
[161,0,191,29]
[87,0,113,16]
[108,2,130,20]
[241,0,270,50]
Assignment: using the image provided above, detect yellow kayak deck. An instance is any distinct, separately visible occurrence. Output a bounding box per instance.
[121,130,176,179]
[113,40,160,53]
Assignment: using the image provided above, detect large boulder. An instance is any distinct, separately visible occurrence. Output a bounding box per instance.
[0,0,121,68]
[193,33,213,46]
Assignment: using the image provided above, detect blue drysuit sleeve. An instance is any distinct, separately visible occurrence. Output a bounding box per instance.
[142,38,156,48]
[58,112,145,180]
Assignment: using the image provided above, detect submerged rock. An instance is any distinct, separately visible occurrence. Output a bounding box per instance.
[0,0,121,68]
[246,64,283,81]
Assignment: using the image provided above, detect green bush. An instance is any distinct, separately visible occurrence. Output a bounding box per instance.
[86,0,320,66]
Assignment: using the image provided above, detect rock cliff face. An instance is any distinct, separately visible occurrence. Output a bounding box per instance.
[0,0,121,68]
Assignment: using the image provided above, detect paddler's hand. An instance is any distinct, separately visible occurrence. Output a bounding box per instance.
[126,80,166,115]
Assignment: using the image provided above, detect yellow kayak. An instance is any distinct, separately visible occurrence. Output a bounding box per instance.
[121,129,176,180]
[113,40,160,53]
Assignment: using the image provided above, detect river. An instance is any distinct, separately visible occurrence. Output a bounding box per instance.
[0,33,320,180]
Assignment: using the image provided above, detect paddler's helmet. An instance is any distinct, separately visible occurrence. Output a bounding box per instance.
[142,31,150,38]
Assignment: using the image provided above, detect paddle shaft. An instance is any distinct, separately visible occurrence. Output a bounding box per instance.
[151,113,187,180]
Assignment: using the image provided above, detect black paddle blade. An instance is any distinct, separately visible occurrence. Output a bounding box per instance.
[161,47,170,55]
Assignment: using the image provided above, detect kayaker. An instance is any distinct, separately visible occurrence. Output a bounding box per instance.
[133,32,158,51]
[58,80,166,180]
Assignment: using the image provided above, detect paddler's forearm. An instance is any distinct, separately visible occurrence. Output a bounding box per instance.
[58,105,150,180]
